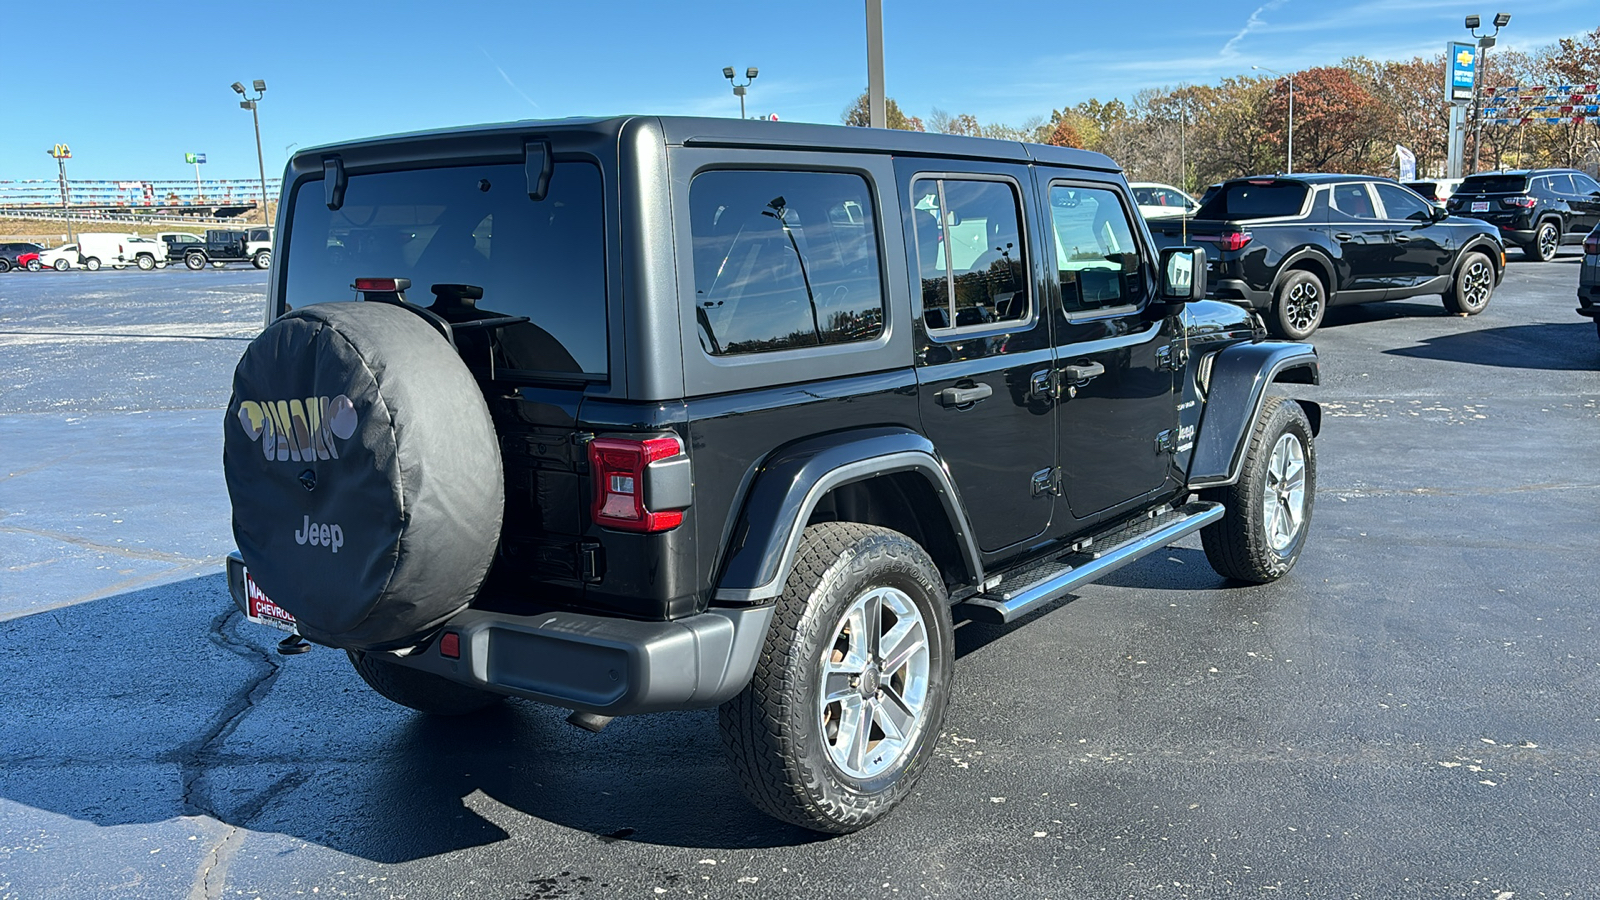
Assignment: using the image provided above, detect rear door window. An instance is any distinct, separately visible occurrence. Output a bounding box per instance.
[283,161,607,379]
[910,178,1029,332]
[688,170,884,356]
[1331,183,1378,219]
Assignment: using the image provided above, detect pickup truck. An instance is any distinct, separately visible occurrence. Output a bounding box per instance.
[178,228,273,270]
[1148,174,1506,339]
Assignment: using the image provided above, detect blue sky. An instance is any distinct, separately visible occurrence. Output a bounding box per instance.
[6,0,1593,181]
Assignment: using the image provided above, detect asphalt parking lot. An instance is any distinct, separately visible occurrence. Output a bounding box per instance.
[2,258,1597,900]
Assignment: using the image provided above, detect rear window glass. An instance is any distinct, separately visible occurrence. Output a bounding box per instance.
[689,170,884,356]
[1195,181,1307,220]
[283,161,607,379]
[1460,175,1529,194]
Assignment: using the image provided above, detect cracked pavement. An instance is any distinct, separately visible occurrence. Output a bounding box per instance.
[2,257,1598,899]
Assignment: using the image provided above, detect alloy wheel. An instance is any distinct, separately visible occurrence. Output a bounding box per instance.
[817,585,931,780]
[1285,280,1321,334]
[1261,432,1307,552]
[1461,259,1492,311]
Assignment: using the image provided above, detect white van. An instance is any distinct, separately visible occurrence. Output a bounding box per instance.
[76,233,169,271]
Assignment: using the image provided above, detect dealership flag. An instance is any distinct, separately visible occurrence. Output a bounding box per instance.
[1395,144,1417,181]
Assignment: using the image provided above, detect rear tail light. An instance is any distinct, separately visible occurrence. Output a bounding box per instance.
[1218,231,1253,252]
[353,277,412,292]
[589,435,689,533]
[1584,233,1600,255]
[1502,197,1538,208]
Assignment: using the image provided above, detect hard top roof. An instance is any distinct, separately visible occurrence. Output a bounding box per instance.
[291,115,1121,174]
[1221,173,1399,185]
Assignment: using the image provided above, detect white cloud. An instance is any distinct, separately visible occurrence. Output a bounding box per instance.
[1222,0,1289,58]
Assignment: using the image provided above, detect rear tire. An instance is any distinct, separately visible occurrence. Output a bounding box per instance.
[347,649,503,716]
[1530,220,1560,261]
[1200,396,1316,584]
[53,259,69,271]
[184,252,206,270]
[253,249,272,269]
[136,254,155,271]
[1269,270,1325,341]
[84,257,101,271]
[719,522,954,834]
[1444,252,1494,315]
[0,260,10,273]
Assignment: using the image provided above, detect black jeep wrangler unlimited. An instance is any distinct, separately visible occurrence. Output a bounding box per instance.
[223,117,1321,833]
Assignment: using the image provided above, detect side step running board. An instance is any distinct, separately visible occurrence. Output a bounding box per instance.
[960,501,1224,624]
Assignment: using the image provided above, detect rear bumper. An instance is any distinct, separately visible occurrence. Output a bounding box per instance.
[1209,277,1271,308]
[225,553,772,716]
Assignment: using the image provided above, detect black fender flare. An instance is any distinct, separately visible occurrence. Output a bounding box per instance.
[1456,237,1504,282]
[1187,341,1321,489]
[1268,248,1337,297]
[712,427,982,605]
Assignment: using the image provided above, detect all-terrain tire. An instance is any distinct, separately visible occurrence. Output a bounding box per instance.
[347,650,503,716]
[1444,251,1494,315]
[1269,270,1325,341]
[1200,395,1316,584]
[719,522,954,833]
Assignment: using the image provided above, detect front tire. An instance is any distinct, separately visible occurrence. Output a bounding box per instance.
[1200,396,1316,584]
[1529,220,1559,262]
[1269,270,1325,341]
[27,259,42,272]
[1445,252,1494,315]
[719,522,954,833]
[84,257,101,271]
[347,649,503,716]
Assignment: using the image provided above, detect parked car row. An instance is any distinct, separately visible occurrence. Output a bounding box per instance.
[1447,167,1600,261]
[0,228,273,272]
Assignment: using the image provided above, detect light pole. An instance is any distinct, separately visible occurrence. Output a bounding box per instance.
[1252,65,1294,174]
[722,66,758,118]
[47,144,73,245]
[1466,13,1511,172]
[231,79,270,225]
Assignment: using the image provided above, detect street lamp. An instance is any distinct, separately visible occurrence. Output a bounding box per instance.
[47,144,73,245]
[722,66,758,119]
[1466,13,1511,172]
[1252,65,1294,174]
[231,79,271,226]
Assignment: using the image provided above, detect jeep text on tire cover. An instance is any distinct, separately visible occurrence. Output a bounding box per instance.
[222,117,1323,833]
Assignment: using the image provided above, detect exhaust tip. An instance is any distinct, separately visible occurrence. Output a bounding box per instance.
[567,711,615,733]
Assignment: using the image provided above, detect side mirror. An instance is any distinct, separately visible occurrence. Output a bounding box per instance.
[1430,205,1449,221]
[1159,246,1207,302]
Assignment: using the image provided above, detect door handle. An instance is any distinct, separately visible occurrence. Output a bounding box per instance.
[1395,234,1416,243]
[1334,232,1354,241]
[1062,362,1105,383]
[936,383,993,407]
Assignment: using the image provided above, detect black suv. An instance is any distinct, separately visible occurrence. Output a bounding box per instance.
[0,241,44,272]
[222,117,1323,833]
[1448,168,1600,261]
[1149,175,1504,339]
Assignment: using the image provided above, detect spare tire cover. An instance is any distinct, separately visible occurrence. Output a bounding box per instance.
[225,301,503,650]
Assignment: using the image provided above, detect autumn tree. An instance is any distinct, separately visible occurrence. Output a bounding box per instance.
[841,92,923,130]
[1261,67,1384,172]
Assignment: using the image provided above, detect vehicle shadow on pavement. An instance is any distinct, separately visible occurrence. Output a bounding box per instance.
[0,574,826,863]
[1383,322,1598,370]
[1320,298,1455,330]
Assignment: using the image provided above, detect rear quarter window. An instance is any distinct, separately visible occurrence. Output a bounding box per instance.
[688,169,885,356]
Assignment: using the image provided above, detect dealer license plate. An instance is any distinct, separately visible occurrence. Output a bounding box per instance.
[244,571,298,633]
[1471,201,1490,212]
